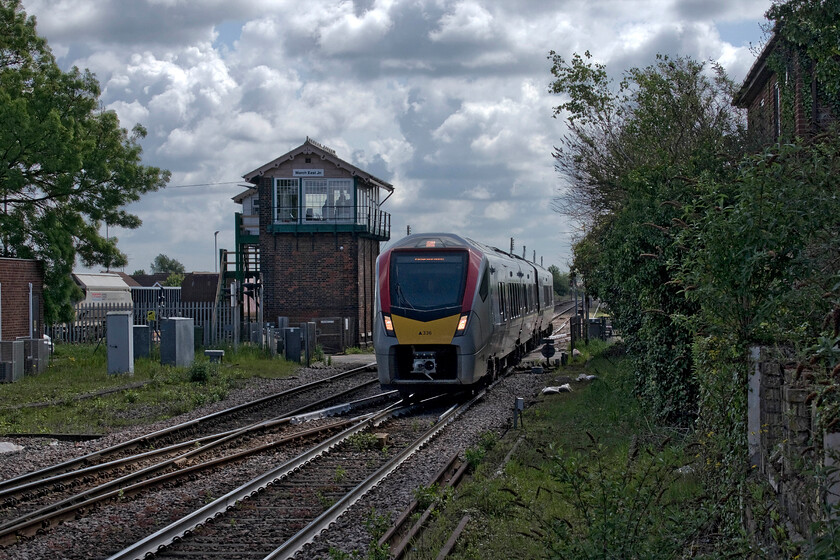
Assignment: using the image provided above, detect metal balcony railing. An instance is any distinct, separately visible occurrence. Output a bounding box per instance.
[272,205,390,239]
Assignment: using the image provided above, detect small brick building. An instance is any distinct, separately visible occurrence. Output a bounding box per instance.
[734,33,835,143]
[242,138,393,347]
[0,258,45,339]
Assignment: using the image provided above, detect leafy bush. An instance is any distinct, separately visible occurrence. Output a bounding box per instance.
[189,362,210,384]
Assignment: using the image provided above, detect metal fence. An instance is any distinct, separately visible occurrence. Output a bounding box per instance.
[47,301,233,345]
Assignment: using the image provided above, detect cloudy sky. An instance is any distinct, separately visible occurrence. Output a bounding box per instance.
[21,0,772,274]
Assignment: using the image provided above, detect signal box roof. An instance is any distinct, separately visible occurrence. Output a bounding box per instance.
[242,137,394,192]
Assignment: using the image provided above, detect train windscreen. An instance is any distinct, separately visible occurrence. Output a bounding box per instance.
[389,251,467,316]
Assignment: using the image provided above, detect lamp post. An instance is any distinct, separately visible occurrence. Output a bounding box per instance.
[214,231,220,273]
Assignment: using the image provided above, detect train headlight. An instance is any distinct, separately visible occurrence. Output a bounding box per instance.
[383,314,395,336]
[454,313,469,336]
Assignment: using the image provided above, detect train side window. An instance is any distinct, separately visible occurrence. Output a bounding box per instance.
[515,285,521,317]
[510,284,515,318]
[499,282,505,318]
[514,285,519,316]
[479,268,489,301]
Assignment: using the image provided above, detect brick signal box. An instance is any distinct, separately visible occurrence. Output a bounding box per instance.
[241,138,393,348]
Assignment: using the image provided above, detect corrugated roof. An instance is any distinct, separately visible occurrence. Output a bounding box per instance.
[72,273,131,291]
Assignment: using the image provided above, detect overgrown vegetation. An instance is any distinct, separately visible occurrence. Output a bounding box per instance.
[406,344,729,559]
[0,342,298,434]
[548,0,840,554]
[549,51,745,426]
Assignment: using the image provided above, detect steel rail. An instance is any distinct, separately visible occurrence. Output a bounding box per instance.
[435,514,471,560]
[377,452,460,551]
[0,378,380,515]
[0,362,376,493]
[263,389,488,560]
[104,402,402,560]
[1,419,359,547]
[0,381,391,540]
[386,456,469,559]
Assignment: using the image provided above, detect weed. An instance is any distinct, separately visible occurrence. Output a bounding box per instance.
[347,432,378,452]
[363,508,390,541]
[413,483,453,512]
[327,509,391,560]
[334,466,347,483]
[328,549,360,560]
[364,541,390,560]
[538,433,702,559]
[465,445,486,469]
[479,431,498,450]
[344,346,374,355]
[316,490,335,509]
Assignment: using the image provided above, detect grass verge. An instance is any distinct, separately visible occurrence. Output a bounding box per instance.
[403,340,713,559]
[0,343,300,435]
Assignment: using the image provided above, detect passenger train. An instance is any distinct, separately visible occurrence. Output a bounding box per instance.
[373,233,555,397]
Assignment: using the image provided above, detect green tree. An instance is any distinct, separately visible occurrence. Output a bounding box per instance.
[150,254,185,275]
[0,0,169,323]
[547,265,569,297]
[163,272,184,287]
[549,52,746,423]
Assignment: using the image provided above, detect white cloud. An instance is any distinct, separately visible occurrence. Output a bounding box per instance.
[429,1,495,43]
[318,0,395,55]
[106,100,150,131]
[17,0,774,273]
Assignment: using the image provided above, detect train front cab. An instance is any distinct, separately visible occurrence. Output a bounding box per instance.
[374,244,491,396]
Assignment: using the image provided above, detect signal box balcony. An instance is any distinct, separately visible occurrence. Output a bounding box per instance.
[268,204,391,241]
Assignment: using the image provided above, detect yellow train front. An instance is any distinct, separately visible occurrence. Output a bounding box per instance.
[373,233,554,399]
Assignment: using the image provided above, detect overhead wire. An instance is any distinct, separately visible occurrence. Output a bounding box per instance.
[164,181,246,189]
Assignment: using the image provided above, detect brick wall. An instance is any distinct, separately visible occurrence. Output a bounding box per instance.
[0,258,45,339]
[745,75,777,144]
[743,54,835,144]
[748,346,828,540]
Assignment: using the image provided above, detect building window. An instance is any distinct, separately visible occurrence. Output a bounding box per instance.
[303,178,353,222]
[275,179,298,222]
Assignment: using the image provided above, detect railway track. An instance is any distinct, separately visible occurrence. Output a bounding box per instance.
[0,364,391,548]
[106,390,487,560]
[2,310,578,558]
[2,348,565,558]
[378,452,468,559]
[0,363,376,498]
